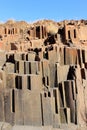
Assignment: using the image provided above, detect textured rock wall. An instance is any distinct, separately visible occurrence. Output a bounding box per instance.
[0,20,87,130]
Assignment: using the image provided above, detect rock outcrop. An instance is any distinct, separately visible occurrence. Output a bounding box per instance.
[0,19,87,130]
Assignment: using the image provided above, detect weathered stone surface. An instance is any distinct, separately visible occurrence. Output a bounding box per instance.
[0,19,87,130]
[0,122,12,130]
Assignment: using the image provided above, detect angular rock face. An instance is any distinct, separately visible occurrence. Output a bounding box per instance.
[0,19,87,130]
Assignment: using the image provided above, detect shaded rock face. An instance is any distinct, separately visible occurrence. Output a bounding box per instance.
[0,19,87,130]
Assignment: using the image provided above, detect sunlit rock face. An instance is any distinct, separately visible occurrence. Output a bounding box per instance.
[0,19,87,130]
